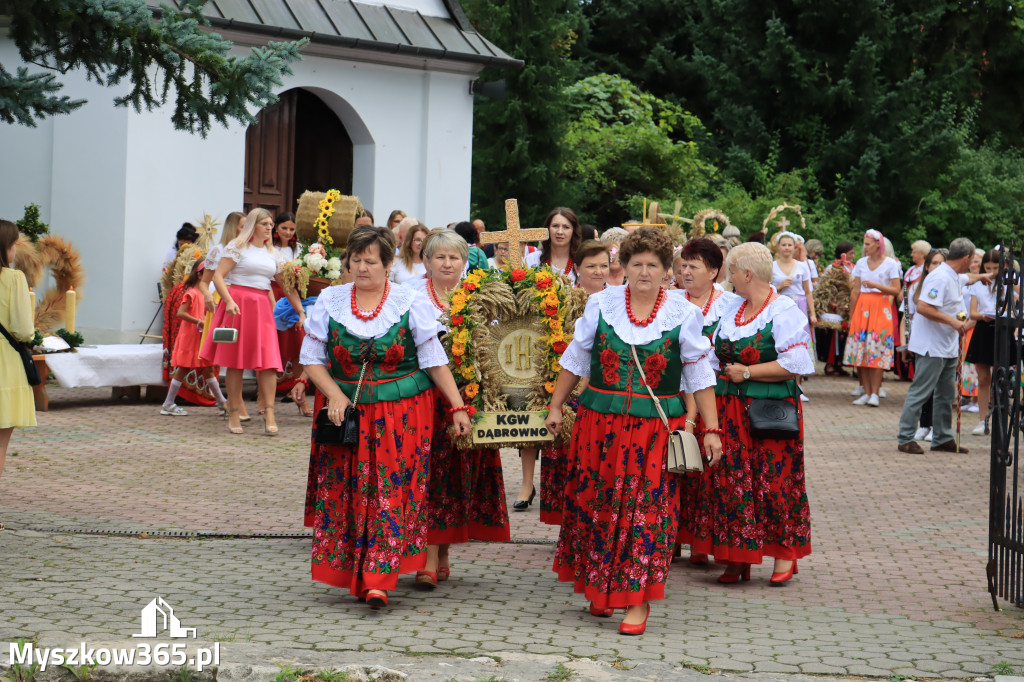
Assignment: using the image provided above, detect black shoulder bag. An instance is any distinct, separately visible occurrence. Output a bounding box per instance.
[746,396,800,440]
[0,319,42,386]
[314,356,368,447]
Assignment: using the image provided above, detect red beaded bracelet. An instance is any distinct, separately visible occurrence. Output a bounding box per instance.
[296,378,310,388]
[448,405,477,418]
[703,427,724,436]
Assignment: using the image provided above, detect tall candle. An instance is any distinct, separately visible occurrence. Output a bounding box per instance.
[65,287,76,333]
[29,288,36,320]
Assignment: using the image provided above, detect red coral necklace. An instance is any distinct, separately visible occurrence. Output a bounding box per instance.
[735,287,776,326]
[427,279,448,311]
[626,286,666,327]
[686,288,719,316]
[351,281,390,321]
[548,256,574,275]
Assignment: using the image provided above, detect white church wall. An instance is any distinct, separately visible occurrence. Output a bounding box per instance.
[121,107,246,336]
[283,55,475,228]
[2,32,479,339]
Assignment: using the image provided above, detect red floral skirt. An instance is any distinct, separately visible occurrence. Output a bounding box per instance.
[676,415,709,545]
[304,391,325,528]
[678,394,812,564]
[553,406,684,609]
[426,391,509,544]
[540,442,570,526]
[310,390,435,596]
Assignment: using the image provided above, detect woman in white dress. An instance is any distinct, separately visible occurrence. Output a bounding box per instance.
[390,223,429,284]
[771,232,816,401]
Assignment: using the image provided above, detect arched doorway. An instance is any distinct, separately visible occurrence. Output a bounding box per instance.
[243,88,354,217]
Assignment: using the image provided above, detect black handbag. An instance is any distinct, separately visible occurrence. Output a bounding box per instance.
[0,319,42,387]
[314,358,368,447]
[747,397,800,440]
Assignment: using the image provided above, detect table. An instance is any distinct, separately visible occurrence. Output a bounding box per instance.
[33,344,165,410]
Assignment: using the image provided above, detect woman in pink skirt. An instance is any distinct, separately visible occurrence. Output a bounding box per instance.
[201,208,305,435]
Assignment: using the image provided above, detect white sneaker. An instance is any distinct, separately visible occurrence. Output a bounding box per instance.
[160,404,188,416]
[965,404,980,413]
[878,388,887,399]
[800,394,810,403]
[851,385,865,397]
[924,428,933,441]
[914,427,930,441]
[853,394,870,406]
[972,423,988,436]
[867,394,880,407]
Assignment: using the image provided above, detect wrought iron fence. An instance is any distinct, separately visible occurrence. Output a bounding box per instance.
[987,242,1023,610]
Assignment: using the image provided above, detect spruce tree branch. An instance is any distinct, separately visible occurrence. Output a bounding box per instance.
[0,0,306,135]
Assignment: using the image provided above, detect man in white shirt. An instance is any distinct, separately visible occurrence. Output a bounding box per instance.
[897,238,982,454]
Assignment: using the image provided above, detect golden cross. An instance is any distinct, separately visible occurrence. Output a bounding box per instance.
[478,199,548,270]
[776,216,791,230]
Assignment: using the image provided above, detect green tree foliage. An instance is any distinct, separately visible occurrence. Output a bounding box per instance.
[462,0,581,228]
[576,0,1024,251]
[560,73,717,226]
[0,0,306,136]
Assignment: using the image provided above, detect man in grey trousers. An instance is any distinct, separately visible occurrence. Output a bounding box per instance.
[897,237,983,454]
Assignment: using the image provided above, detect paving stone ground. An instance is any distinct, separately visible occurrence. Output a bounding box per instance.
[2,373,1023,681]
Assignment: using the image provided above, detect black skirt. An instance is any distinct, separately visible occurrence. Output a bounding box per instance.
[965,320,995,365]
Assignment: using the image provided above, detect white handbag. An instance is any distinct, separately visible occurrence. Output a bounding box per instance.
[630,345,705,474]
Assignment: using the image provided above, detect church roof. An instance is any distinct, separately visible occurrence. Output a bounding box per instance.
[162,0,522,69]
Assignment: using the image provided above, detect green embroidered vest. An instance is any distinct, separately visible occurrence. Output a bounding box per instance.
[714,320,799,399]
[580,313,686,419]
[326,310,433,403]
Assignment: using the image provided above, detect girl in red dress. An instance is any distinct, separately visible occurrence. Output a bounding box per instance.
[160,261,227,415]
[301,226,472,609]
[546,227,724,636]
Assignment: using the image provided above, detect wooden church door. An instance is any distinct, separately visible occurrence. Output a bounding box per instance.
[244,89,354,218]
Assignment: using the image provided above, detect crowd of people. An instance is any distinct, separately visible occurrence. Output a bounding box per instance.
[1,203,1019,632]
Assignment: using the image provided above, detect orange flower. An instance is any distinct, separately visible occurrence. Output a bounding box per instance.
[465,383,479,398]
[544,381,556,393]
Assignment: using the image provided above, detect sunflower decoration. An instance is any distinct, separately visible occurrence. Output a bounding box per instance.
[689,208,731,240]
[441,264,587,449]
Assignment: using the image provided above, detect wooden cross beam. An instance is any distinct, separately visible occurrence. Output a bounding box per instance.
[478,199,549,270]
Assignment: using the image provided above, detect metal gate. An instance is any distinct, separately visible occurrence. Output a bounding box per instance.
[987,242,1023,610]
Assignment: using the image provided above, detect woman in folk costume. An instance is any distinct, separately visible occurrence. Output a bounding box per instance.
[843,229,901,407]
[674,238,738,564]
[682,243,814,585]
[300,226,472,609]
[516,208,584,512]
[408,229,509,588]
[545,227,723,636]
[539,239,611,526]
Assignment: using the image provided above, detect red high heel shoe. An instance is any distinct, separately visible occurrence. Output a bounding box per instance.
[769,560,798,585]
[717,562,751,584]
[365,589,388,609]
[589,603,614,618]
[415,571,437,590]
[689,553,710,566]
[437,566,450,582]
[619,603,650,635]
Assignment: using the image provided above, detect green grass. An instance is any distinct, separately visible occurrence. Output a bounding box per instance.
[545,663,574,682]
[680,660,713,675]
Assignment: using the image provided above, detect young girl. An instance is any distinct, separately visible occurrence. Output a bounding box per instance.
[161,262,227,415]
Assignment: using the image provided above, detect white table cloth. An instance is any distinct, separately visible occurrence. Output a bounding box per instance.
[44,344,165,388]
